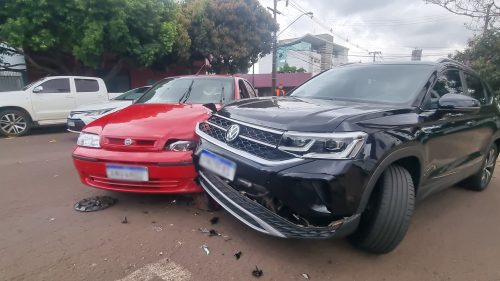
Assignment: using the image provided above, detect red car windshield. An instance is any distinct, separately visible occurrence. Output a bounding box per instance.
[136,77,234,104]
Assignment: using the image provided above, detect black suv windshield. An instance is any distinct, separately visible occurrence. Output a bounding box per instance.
[291,64,434,105]
[136,77,234,104]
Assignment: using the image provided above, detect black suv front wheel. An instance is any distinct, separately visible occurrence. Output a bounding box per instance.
[349,164,415,254]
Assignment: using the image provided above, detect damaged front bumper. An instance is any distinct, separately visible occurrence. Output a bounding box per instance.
[199,170,361,239]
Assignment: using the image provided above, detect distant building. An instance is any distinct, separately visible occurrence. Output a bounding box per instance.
[239,72,312,97]
[0,44,27,91]
[259,34,348,75]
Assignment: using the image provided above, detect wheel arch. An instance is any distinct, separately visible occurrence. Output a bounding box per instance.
[0,106,34,123]
[356,146,423,214]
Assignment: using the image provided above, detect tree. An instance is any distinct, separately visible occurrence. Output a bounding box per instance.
[181,0,277,74]
[0,0,180,77]
[453,30,500,94]
[425,0,500,33]
[278,63,306,73]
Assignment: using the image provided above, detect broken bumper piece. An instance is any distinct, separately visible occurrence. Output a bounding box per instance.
[199,170,361,239]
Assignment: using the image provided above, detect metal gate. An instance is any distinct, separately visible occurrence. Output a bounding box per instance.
[0,71,24,91]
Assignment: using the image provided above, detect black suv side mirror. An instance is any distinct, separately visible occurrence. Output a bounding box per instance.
[438,93,481,113]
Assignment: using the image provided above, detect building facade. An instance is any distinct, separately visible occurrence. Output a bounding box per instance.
[259,34,349,75]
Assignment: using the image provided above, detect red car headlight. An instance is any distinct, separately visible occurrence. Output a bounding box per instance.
[165,140,197,152]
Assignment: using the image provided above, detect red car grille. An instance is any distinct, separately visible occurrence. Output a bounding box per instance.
[102,137,158,151]
[89,176,181,189]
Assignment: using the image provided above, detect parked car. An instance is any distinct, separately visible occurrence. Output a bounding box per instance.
[194,59,500,254]
[67,86,152,132]
[0,76,111,137]
[72,75,257,194]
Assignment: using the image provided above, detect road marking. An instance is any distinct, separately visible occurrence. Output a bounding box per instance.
[117,258,191,281]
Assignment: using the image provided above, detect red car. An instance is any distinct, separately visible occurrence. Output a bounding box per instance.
[72,75,257,194]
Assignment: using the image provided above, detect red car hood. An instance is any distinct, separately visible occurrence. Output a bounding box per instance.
[84,103,212,142]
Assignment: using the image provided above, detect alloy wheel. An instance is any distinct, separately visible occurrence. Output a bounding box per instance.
[481,148,497,186]
[0,113,27,135]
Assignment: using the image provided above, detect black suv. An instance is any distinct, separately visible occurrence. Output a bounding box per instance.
[193,60,500,254]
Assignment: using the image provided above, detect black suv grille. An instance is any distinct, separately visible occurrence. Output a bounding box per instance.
[200,115,294,161]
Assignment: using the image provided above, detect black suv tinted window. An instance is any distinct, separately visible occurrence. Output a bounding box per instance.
[464,73,488,105]
[427,70,464,108]
[75,79,99,92]
[290,64,434,105]
[39,78,70,93]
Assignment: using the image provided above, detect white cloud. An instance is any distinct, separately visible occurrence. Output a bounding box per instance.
[258,0,476,62]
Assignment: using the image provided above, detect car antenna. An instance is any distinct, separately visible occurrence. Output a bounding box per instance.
[178,80,195,104]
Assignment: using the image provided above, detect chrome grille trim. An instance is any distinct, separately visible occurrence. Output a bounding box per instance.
[214,114,284,134]
[196,123,302,166]
[239,135,277,148]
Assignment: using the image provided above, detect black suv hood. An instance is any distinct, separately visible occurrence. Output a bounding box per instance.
[218,97,395,132]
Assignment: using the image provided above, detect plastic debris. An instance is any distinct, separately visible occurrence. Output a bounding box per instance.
[302,273,310,279]
[208,229,220,237]
[152,226,163,232]
[121,217,128,224]
[199,228,210,233]
[74,196,118,212]
[49,217,56,222]
[201,245,210,255]
[53,174,59,178]
[252,266,263,278]
[159,252,164,256]
[49,139,57,143]
[210,217,219,224]
[234,251,242,260]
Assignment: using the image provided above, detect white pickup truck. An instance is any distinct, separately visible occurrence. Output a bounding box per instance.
[0,76,113,137]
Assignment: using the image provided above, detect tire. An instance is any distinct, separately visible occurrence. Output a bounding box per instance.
[0,109,32,137]
[462,144,498,191]
[349,164,415,254]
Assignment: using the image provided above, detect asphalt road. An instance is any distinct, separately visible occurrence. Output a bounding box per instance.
[1,128,500,281]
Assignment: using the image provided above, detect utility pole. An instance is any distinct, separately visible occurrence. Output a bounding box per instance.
[270,0,279,93]
[368,51,382,62]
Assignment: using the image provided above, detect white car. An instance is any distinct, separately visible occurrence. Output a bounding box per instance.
[0,76,110,137]
[67,86,151,132]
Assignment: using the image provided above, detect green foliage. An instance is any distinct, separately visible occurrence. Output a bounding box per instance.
[454,30,500,94]
[278,63,306,73]
[181,0,277,73]
[0,0,179,72]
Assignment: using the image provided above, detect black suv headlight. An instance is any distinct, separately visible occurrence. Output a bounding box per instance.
[278,131,367,159]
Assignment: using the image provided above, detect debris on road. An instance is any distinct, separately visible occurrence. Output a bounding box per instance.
[152,226,163,232]
[49,217,56,222]
[210,216,219,224]
[201,244,210,255]
[252,266,263,278]
[74,196,118,212]
[121,217,128,224]
[208,229,220,237]
[302,273,310,279]
[199,228,209,233]
[234,251,242,260]
[48,139,57,143]
[53,174,59,178]
[159,252,164,256]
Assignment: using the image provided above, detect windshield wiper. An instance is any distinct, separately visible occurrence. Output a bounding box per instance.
[178,80,195,103]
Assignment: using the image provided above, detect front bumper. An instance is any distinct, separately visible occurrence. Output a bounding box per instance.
[199,170,360,239]
[67,118,87,133]
[73,147,202,194]
[193,139,369,239]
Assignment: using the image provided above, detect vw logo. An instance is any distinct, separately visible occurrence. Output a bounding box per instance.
[124,138,133,146]
[225,124,240,142]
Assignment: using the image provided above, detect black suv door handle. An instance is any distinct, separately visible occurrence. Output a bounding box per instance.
[466,121,477,127]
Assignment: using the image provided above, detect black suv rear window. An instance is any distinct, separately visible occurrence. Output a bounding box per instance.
[291,64,434,105]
